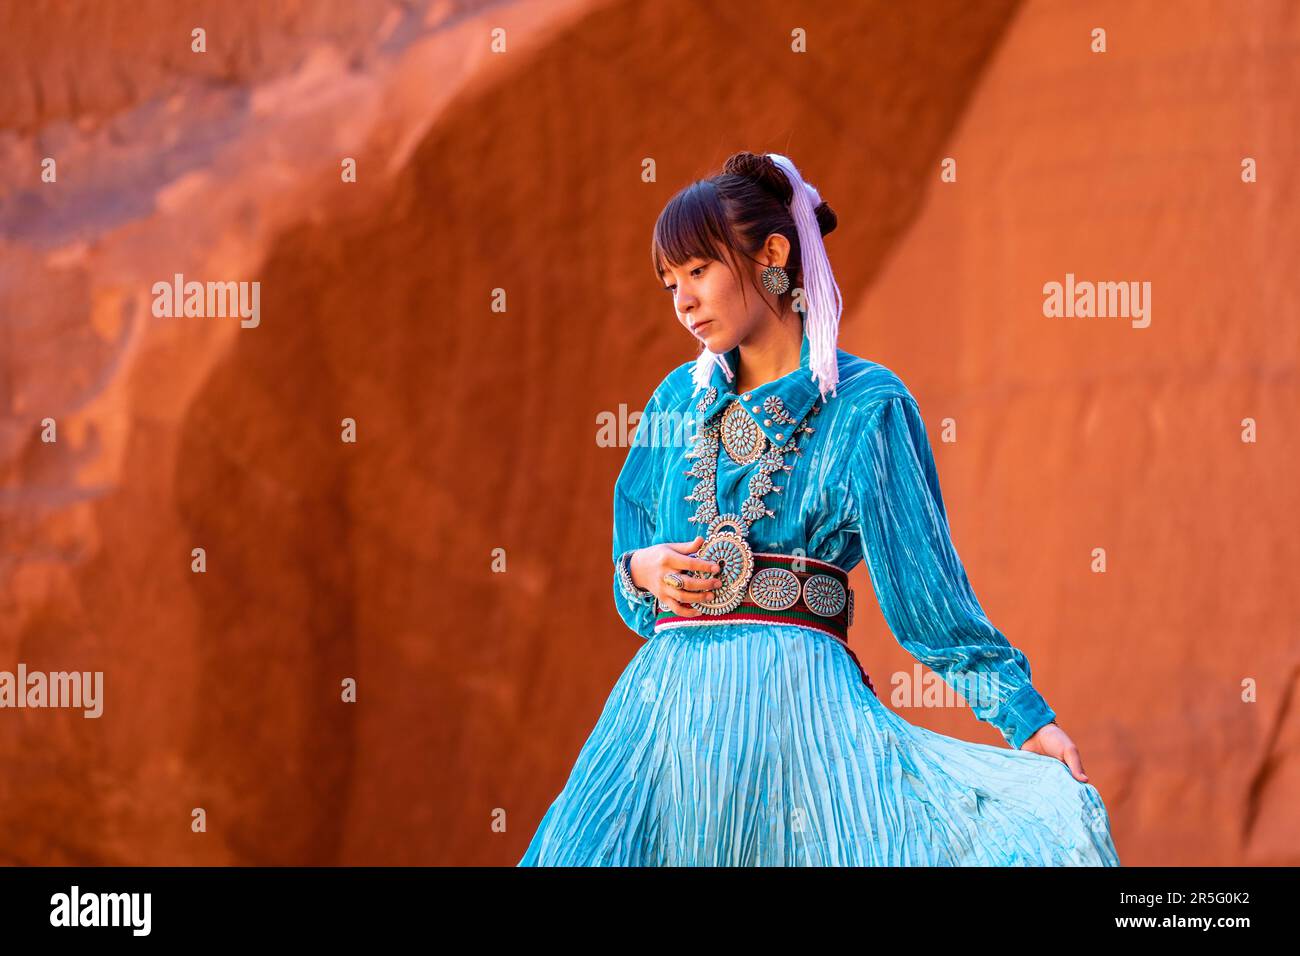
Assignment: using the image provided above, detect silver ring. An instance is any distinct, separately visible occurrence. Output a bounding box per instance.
[662,571,684,589]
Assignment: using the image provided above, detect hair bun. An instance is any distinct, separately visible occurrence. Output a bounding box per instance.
[722,150,793,205]
[724,151,838,237]
[813,200,838,237]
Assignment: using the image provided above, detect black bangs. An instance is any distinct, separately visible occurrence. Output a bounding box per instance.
[650,180,744,284]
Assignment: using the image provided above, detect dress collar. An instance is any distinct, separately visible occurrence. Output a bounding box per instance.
[692,321,821,446]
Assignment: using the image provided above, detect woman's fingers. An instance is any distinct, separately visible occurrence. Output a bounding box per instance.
[1063,745,1089,782]
[660,541,721,588]
[666,571,721,591]
[663,583,718,605]
[665,535,705,552]
[659,594,704,616]
[664,542,721,576]
[669,552,723,576]
[655,538,722,610]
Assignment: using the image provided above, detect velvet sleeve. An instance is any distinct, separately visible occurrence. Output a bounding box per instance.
[849,395,1057,749]
[610,388,666,639]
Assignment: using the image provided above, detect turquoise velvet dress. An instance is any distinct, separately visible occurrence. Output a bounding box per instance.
[519,326,1121,866]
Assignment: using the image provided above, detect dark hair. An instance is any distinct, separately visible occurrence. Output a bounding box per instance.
[651,151,838,316]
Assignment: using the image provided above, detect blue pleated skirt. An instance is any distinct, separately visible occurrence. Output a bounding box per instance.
[518,623,1121,866]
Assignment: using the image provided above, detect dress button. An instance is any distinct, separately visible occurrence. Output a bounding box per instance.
[742,392,751,401]
[763,418,772,426]
[775,433,784,440]
[751,405,760,413]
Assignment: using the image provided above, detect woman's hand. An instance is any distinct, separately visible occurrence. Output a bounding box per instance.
[630,536,723,616]
[1019,721,1090,783]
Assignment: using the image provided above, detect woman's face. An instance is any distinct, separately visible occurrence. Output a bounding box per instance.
[660,246,778,354]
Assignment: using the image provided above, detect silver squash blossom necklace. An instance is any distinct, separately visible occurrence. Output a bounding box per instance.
[680,388,822,614]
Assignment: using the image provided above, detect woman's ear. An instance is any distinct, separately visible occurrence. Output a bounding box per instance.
[763,232,792,268]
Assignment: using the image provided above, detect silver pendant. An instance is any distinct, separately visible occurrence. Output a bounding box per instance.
[720,401,767,464]
[693,515,754,614]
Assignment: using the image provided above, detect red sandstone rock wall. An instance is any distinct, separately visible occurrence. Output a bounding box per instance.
[0,0,1295,865]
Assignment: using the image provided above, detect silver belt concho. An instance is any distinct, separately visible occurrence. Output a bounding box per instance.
[745,566,848,619]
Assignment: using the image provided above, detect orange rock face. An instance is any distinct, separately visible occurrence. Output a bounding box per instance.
[0,0,1295,866]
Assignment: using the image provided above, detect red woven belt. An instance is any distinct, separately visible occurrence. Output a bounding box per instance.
[653,551,875,696]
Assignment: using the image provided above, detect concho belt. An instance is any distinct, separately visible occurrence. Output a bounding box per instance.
[652,552,875,697]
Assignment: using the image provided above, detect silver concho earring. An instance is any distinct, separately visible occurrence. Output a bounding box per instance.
[760,264,790,296]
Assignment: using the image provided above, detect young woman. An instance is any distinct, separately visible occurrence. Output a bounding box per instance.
[518,151,1121,866]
